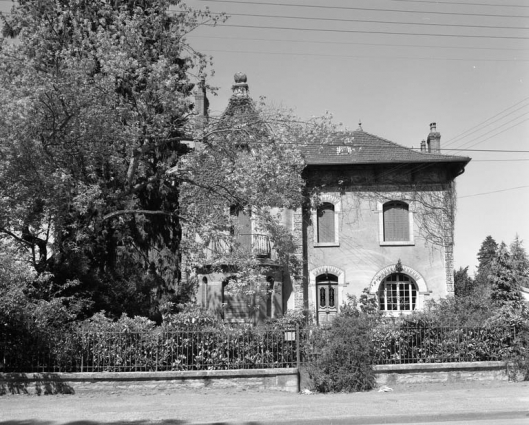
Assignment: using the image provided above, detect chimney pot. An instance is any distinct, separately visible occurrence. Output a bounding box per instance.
[427,122,441,154]
[420,140,426,152]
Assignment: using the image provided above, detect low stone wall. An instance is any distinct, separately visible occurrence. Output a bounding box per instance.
[374,361,508,386]
[0,368,300,396]
[1,362,508,395]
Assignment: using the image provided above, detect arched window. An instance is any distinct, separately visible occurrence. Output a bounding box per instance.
[383,201,410,242]
[378,273,417,312]
[317,202,336,244]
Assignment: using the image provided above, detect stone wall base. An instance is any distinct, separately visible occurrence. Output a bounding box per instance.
[0,369,299,396]
[1,362,509,395]
[374,361,508,386]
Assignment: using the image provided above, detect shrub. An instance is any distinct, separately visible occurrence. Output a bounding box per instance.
[305,314,377,393]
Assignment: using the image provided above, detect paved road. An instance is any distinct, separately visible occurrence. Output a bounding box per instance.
[1,380,528,424]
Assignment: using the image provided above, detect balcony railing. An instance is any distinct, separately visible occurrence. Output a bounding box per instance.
[240,233,271,258]
[207,234,272,260]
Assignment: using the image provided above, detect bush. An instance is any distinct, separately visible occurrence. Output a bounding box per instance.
[305,314,377,393]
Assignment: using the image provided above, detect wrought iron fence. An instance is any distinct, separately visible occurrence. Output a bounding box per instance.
[0,327,301,373]
[372,325,518,364]
[0,325,520,373]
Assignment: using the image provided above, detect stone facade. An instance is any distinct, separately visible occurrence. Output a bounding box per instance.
[194,75,469,324]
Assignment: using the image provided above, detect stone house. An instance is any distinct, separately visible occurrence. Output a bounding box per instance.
[193,74,470,325]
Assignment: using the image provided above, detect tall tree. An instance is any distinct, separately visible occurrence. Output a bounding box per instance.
[489,243,524,308]
[0,0,222,318]
[510,235,529,289]
[475,235,498,289]
[454,266,475,298]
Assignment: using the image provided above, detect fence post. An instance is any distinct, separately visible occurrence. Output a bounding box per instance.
[296,324,300,369]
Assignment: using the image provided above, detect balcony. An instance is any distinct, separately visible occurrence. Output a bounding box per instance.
[240,233,271,258]
[206,233,272,261]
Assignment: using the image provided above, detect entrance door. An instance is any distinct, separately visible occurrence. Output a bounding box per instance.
[316,274,338,324]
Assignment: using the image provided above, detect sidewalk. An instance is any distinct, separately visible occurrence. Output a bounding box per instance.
[1,380,528,424]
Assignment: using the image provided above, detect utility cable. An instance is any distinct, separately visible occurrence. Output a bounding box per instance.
[213,12,529,31]
[220,23,529,40]
[459,185,529,198]
[199,1,529,19]
[200,48,529,62]
[189,35,529,51]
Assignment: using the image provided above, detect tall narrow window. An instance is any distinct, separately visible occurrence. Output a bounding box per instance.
[317,202,335,243]
[383,201,410,242]
[230,206,252,250]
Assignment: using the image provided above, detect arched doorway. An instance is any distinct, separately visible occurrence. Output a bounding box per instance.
[316,274,338,324]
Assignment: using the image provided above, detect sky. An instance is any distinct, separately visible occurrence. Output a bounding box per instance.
[1,0,527,274]
[181,0,529,274]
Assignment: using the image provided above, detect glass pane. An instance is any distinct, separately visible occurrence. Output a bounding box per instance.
[329,287,335,307]
[317,203,335,243]
[319,287,326,308]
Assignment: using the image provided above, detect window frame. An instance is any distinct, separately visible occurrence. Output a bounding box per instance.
[313,197,341,247]
[378,201,415,246]
[378,273,418,313]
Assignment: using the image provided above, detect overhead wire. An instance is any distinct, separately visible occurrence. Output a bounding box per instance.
[199,48,529,62]
[198,0,529,19]
[459,185,529,198]
[211,12,529,30]
[219,24,529,40]
[189,35,529,51]
[380,0,529,7]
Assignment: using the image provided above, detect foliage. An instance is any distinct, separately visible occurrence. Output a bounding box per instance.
[372,321,518,364]
[454,266,475,298]
[408,292,494,327]
[179,100,338,298]
[475,235,498,290]
[304,314,377,393]
[489,243,524,308]
[510,235,529,289]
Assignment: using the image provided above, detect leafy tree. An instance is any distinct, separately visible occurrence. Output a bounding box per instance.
[0,0,223,319]
[475,235,498,289]
[510,235,529,289]
[178,92,337,299]
[454,266,475,298]
[0,1,331,320]
[489,243,524,308]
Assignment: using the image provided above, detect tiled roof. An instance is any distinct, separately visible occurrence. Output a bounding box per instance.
[301,130,470,165]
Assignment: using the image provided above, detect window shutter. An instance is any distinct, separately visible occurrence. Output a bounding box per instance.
[317,203,335,243]
[383,202,409,241]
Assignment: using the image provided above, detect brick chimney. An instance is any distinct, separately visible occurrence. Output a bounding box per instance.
[427,122,441,153]
[420,140,427,152]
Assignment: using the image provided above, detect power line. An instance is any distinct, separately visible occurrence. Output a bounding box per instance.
[216,12,529,31]
[382,0,529,7]
[201,48,529,62]
[472,159,529,161]
[220,24,529,40]
[448,117,529,152]
[443,98,529,148]
[189,35,529,51]
[459,185,529,199]
[199,1,529,19]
